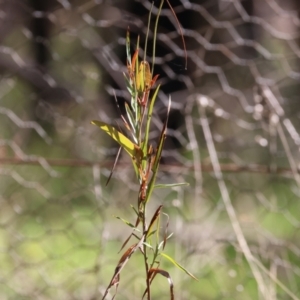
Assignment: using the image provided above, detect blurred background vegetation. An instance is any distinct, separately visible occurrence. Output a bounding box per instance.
[1,0,300,299]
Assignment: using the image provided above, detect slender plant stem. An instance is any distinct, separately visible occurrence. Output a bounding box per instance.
[152,0,164,75]
[141,202,151,300]
[144,234,151,299]
[165,0,187,69]
[144,2,154,63]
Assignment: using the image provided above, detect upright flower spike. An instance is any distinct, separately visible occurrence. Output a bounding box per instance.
[136,61,152,93]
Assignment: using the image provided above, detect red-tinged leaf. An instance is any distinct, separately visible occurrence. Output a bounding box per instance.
[131,48,139,73]
[161,252,198,281]
[101,273,119,300]
[110,273,120,300]
[119,244,137,264]
[147,205,163,238]
[102,235,145,300]
[118,234,134,254]
[145,268,174,300]
[149,74,159,89]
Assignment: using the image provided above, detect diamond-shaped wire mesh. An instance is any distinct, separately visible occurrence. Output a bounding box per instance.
[0,0,300,299]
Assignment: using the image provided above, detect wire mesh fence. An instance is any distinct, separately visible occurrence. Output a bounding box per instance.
[1,0,300,299]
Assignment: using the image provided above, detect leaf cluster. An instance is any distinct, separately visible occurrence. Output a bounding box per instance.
[91,3,195,299]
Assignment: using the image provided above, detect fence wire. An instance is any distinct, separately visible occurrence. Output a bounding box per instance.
[1,0,300,299]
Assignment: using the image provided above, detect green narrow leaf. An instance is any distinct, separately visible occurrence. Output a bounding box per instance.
[126,29,131,68]
[123,73,134,96]
[161,252,198,281]
[145,96,171,203]
[152,0,164,75]
[154,182,189,189]
[143,84,160,157]
[153,96,171,170]
[91,120,142,161]
[166,232,174,240]
[130,205,139,217]
[125,102,137,142]
[134,37,140,120]
[146,230,157,239]
[115,216,140,230]
[143,242,153,249]
[158,240,164,250]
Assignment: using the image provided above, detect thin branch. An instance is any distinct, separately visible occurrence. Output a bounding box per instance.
[199,105,268,298]
[0,157,298,176]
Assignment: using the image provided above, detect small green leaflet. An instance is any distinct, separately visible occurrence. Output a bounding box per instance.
[161,252,198,281]
[115,216,139,230]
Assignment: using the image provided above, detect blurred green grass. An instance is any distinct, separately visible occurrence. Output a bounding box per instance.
[1,175,299,300]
